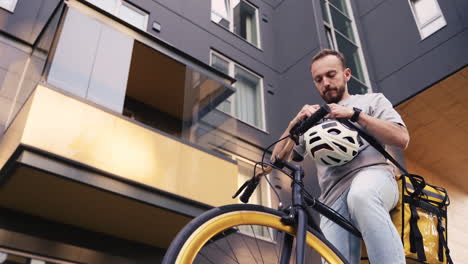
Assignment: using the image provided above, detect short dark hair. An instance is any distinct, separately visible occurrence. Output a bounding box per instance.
[311,49,346,70]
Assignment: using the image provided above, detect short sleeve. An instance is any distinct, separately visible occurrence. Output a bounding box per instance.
[369,93,406,127]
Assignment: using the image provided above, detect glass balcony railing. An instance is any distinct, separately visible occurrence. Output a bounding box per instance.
[0,0,238,158]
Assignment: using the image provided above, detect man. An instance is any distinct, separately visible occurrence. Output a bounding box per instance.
[271,49,409,264]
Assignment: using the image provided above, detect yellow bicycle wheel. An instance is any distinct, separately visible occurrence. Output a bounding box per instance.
[163,204,348,264]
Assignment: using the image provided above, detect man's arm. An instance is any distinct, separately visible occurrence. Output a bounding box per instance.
[326,103,410,149]
[271,104,321,162]
[253,104,320,176]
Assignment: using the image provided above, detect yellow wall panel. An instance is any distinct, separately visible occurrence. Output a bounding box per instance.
[20,85,238,206]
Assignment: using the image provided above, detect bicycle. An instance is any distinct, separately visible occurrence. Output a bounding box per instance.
[162,105,362,264]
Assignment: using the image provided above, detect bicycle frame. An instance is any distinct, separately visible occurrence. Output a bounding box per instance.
[273,158,361,263]
[275,158,308,263]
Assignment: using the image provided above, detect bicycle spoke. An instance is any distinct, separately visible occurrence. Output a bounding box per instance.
[239,230,259,264]
[276,231,283,263]
[208,238,240,263]
[197,252,217,264]
[250,225,265,264]
[225,234,240,263]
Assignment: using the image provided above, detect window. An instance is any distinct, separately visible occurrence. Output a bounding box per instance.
[211,0,261,47]
[409,0,446,39]
[0,0,18,12]
[86,0,148,30]
[210,51,265,130]
[236,157,272,239]
[0,248,77,264]
[320,0,371,95]
[209,152,272,240]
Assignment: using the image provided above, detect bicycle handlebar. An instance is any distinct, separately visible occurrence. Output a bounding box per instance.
[234,104,330,204]
[239,176,260,203]
[289,104,331,139]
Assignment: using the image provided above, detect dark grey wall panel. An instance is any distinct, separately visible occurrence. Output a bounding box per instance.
[379,29,468,104]
[354,0,376,17]
[273,0,320,73]
[454,0,468,28]
[271,48,322,138]
[359,0,465,83]
[0,0,60,44]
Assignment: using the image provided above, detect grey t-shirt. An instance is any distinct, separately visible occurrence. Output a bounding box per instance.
[294,93,406,206]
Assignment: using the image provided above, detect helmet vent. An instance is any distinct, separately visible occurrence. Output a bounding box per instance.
[327,155,341,163]
[332,142,347,152]
[344,136,355,144]
[327,128,341,135]
[309,136,321,145]
[352,151,357,156]
[308,131,317,137]
[320,158,331,166]
[310,143,333,157]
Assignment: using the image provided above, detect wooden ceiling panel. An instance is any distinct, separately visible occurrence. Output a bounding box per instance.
[398,66,468,191]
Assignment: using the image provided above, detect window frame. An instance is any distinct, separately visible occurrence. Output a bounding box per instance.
[210,50,266,131]
[408,0,447,39]
[86,0,149,30]
[214,151,274,242]
[321,0,372,94]
[0,247,78,264]
[0,0,18,12]
[118,1,149,30]
[211,0,262,48]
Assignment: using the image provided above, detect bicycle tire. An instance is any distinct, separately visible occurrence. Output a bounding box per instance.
[163,204,348,264]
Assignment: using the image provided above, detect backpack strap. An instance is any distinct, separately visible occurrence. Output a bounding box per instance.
[407,201,427,262]
[340,120,426,193]
[437,216,454,264]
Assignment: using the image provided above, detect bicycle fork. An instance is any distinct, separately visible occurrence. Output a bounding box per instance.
[279,164,307,264]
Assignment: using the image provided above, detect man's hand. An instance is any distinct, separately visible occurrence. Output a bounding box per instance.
[326,103,354,119]
[290,104,320,128]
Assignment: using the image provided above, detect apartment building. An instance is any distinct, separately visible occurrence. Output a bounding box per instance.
[0,0,466,263]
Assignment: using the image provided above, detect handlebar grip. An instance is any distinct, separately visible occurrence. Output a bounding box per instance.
[240,177,260,203]
[293,104,331,136]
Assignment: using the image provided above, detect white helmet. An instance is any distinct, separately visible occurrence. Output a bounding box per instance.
[304,120,361,167]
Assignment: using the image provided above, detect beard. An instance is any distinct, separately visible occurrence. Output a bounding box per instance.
[321,84,346,103]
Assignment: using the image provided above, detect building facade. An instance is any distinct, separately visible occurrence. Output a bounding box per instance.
[0,0,466,263]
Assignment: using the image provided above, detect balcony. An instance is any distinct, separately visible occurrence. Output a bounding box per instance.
[0,0,240,249]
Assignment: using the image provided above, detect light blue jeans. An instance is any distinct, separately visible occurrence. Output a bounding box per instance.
[320,167,405,264]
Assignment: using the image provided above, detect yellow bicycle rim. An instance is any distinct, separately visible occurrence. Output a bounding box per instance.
[175,210,345,264]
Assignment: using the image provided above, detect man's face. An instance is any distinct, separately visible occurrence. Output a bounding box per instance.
[311,55,351,103]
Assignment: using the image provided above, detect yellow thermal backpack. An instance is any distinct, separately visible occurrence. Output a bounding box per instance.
[391,174,452,264]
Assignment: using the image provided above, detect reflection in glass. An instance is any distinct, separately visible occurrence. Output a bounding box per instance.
[233,0,258,46]
[330,5,355,42]
[320,0,329,23]
[237,158,270,239]
[118,2,148,30]
[335,32,364,83]
[211,54,229,75]
[412,0,441,26]
[348,76,367,95]
[325,26,335,49]
[329,0,348,16]
[86,0,117,12]
[211,0,230,29]
[211,54,232,114]
[234,65,261,128]
[0,1,63,133]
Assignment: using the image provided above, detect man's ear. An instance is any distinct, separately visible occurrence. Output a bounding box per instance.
[344,68,352,81]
